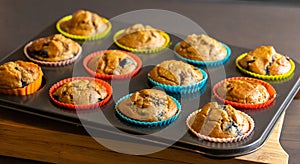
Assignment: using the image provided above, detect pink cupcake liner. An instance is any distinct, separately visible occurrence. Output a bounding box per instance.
[186,109,255,143]
[23,41,82,67]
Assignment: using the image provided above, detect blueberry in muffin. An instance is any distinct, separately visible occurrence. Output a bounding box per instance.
[176,34,227,61]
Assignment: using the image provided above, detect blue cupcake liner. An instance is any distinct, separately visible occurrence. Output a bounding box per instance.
[115,93,181,127]
[148,69,208,94]
[173,42,231,67]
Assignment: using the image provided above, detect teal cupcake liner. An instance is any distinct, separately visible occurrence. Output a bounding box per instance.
[174,42,231,67]
[148,69,208,94]
[115,93,181,127]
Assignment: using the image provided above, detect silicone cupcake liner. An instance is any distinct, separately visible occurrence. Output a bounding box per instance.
[49,77,112,110]
[0,69,43,96]
[148,69,208,94]
[174,42,231,67]
[83,50,142,79]
[213,77,277,109]
[56,15,112,41]
[186,108,255,143]
[113,29,170,53]
[23,41,82,67]
[236,53,295,80]
[115,93,181,127]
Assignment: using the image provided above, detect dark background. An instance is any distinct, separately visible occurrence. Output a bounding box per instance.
[0,0,300,163]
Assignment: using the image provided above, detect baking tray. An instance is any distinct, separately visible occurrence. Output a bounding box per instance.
[0,20,299,158]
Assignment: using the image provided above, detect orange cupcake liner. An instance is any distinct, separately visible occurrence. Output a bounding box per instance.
[236,53,295,80]
[23,41,82,67]
[0,69,43,96]
[213,77,277,109]
[49,77,112,110]
[83,50,142,79]
[186,109,255,143]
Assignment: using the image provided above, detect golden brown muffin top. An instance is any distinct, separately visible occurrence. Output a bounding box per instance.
[191,102,250,138]
[117,24,166,49]
[27,34,80,62]
[238,46,291,75]
[117,89,178,122]
[0,60,42,89]
[148,60,203,86]
[60,10,107,36]
[217,79,270,104]
[176,34,227,61]
[88,50,137,75]
[53,79,108,105]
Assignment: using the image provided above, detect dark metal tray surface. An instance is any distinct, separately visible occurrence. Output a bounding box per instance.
[0,20,299,158]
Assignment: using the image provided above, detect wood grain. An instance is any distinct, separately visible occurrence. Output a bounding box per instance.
[0,113,288,164]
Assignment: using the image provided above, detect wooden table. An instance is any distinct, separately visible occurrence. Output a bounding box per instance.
[0,109,289,164]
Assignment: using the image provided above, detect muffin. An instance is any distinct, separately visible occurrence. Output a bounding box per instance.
[57,10,111,40]
[24,34,82,66]
[213,77,276,109]
[148,60,207,93]
[83,50,142,79]
[49,77,112,109]
[114,24,170,53]
[187,102,254,142]
[175,34,230,66]
[0,60,43,95]
[116,89,180,126]
[238,46,292,76]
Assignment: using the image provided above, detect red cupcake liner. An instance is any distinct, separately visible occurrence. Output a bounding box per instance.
[24,41,82,67]
[213,77,277,109]
[83,50,142,79]
[49,77,112,110]
[186,109,255,143]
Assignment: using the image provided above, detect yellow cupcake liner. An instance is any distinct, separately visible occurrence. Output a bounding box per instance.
[113,29,170,53]
[56,15,112,41]
[236,53,295,80]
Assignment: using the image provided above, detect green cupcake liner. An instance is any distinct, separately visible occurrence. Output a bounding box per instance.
[113,29,170,53]
[56,15,112,41]
[236,53,295,80]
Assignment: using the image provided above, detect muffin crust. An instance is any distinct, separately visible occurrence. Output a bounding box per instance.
[148,60,203,86]
[217,79,270,104]
[238,46,291,75]
[117,89,178,122]
[117,24,166,49]
[88,50,137,75]
[60,10,108,36]
[0,60,42,89]
[27,34,80,62]
[176,34,227,61]
[191,102,250,138]
[53,79,108,105]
